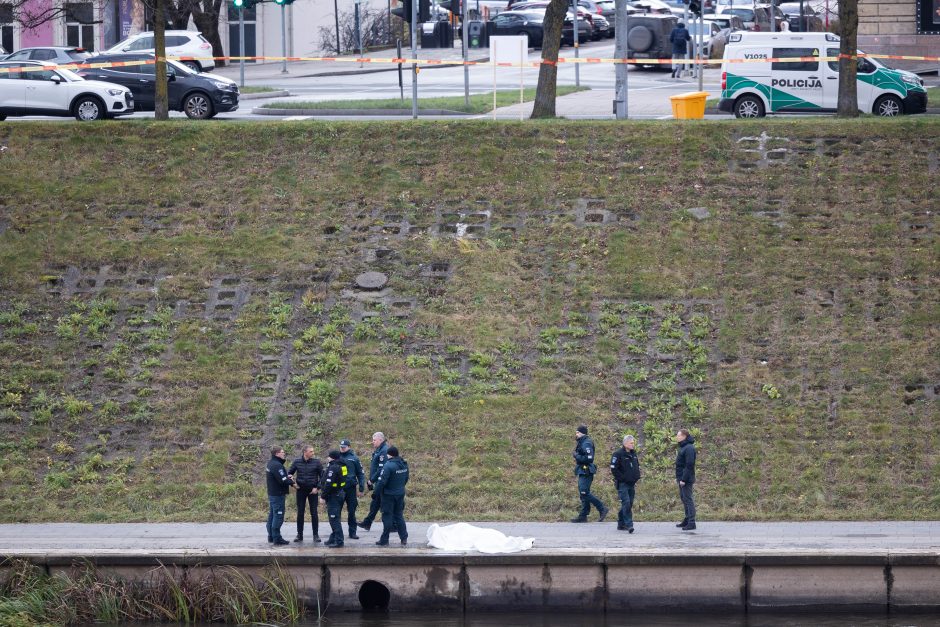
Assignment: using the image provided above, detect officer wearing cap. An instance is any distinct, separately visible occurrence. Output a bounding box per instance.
[319,450,348,548]
[359,432,390,532]
[571,424,608,523]
[374,445,409,546]
[339,438,366,540]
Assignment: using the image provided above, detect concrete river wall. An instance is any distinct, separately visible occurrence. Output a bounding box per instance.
[5,551,940,613]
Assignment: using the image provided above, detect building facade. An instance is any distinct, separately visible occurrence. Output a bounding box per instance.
[858,0,938,69]
[1,0,389,59]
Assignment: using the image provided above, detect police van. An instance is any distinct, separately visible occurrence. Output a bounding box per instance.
[718,32,927,118]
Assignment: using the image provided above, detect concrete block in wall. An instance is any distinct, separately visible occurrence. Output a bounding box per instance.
[607,565,744,611]
[749,565,886,610]
[890,566,940,610]
[466,564,604,610]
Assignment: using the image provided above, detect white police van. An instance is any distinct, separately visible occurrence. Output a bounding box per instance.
[718,32,927,117]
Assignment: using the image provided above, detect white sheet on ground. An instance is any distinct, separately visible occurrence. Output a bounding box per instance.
[426,523,535,553]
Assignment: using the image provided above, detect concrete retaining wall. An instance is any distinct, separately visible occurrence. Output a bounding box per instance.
[4,552,940,613]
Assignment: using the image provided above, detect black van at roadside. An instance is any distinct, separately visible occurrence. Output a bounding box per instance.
[78,53,238,119]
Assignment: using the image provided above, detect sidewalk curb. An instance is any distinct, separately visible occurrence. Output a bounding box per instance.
[239,90,289,100]
[219,56,490,81]
[253,107,472,116]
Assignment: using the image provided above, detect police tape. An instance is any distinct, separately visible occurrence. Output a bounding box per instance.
[0,51,938,75]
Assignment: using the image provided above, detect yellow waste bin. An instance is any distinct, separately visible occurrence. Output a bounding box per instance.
[669,91,709,120]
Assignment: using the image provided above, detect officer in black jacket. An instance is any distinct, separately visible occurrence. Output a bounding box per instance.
[287,445,323,543]
[265,445,295,546]
[572,424,609,523]
[339,438,366,540]
[675,428,697,531]
[319,450,349,548]
[610,434,641,533]
[374,445,409,546]
[358,432,389,532]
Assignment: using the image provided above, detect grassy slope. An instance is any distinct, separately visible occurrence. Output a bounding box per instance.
[0,120,937,523]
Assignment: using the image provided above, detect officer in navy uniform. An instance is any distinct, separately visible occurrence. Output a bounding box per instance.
[374,445,409,546]
[339,438,366,540]
[610,434,641,533]
[571,424,608,523]
[265,445,295,546]
[319,450,349,548]
[358,432,389,532]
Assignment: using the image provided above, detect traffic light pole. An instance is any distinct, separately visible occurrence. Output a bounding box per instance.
[281,4,288,74]
[239,6,245,87]
[571,0,579,87]
[463,0,470,108]
[613,0,628,119]
[411,0,418,119]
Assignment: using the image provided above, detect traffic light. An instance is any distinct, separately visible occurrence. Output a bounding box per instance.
[233,0,257,9]
[274,0,295,5]
[394,0,431,22]
[688,0,701,15]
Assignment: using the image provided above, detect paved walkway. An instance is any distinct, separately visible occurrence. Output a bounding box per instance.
[2,522,938,556]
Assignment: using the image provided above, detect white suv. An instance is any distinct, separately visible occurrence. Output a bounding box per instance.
[0,61,134,121]
[104,31,215,72]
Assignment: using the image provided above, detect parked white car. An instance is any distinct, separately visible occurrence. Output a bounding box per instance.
[104,31,215,73]
[0,60,134,121]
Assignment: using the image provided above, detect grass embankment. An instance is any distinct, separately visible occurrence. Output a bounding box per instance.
[262,86,588,113]
[0,559,303,624]
[0,120,937,524]
[239,86,281,94]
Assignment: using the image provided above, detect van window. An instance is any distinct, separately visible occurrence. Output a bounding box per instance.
[772,47,818,71]
[128,36,154,51]
[826,49,875,74]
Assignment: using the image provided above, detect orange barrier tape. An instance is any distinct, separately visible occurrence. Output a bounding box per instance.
[1,51,937,75]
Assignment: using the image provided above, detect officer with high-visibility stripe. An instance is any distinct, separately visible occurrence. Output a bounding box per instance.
[319,450,348,548]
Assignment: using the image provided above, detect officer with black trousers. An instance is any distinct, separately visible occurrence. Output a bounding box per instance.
[374,446,409,546]
[358,431,389,532]
[571,424,609,523]
[339,438,366,540]
[265,446,295,546]
[287,444,323,543]
[610,434,641,533]
[675,428,697,531]
[319,450,349,548]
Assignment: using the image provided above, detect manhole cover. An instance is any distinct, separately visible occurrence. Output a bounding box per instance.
[355,271,388,291]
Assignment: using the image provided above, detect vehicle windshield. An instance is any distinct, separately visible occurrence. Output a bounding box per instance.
[687,22,715,34]
[166,59,194,76]
[56,67,84,81]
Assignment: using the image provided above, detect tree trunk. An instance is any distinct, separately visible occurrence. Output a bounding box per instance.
[530,0,568,119]
[835,0,858,117]
[154,0,169,120]
[192,0,226,66]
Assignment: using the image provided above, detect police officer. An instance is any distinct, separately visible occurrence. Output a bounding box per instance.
[571,424,608,523]
[610,434,641,533]
[358,432,389,532]
[374,445,409,546]
[265,445,295,546]
[339,438,366,540]
[319,450,348,548]
[287,444,323,543]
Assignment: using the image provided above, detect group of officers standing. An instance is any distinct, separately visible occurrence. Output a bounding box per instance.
[265,431,410,548]
[264,424,697,548]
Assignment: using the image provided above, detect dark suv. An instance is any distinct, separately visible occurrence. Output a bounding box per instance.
[79,53,238,119]
[625,14,679,68]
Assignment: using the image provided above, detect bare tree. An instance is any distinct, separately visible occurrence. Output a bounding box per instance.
[5,0,106,33]
[317,7,400,54]
[189,0,227,64]
[530,0,567,118]
[835,0,858,117]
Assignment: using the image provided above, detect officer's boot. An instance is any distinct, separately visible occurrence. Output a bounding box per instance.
[348,524,359,540]
[375,533,390,546]
[676,518,688,528]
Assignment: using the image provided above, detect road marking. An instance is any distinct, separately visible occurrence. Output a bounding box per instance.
[282,115,312,121]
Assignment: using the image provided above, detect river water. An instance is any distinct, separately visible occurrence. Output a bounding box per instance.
[309,612,940,626]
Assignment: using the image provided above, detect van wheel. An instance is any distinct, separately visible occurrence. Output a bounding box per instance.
[873,94,902,117]
[734,94,765,118]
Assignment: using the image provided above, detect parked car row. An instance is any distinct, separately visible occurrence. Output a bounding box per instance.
[0,52,236,121]
[0,30,214,71]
